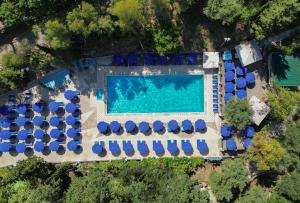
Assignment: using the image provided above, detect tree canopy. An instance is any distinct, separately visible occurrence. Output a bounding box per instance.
[45,19,72,49]
[238,186,268,203]
[276,172,300,202]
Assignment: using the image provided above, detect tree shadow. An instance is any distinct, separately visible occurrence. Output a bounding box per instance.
[271,52,290,81]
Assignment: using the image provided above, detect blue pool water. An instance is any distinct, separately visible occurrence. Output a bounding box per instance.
[107,75,204,114]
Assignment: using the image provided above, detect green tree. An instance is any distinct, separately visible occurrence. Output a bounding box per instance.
[109,0,146,32]
[153,27,181,55]
[44,19,71,49]
[26,184,61,203]
[245,128,285,171]
[7,181,32,203]
[29,48,54,72]
[224,99,253,131]
[267,192,293,203]
[209,159,249,202]
[238,186,268,203]
[276,173,300,202]
[0,2,23,26]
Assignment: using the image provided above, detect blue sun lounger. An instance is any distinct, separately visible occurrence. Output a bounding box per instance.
[213,79,218,84]
[213,108,218,113]
[213,84,218,89]
[213,104,218,108]
[213,99,218,103]
[213,89,218,94]
[213,94,218,98]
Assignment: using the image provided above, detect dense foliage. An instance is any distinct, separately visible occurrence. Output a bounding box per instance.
[276,172,300,202]
[224,99,253,131]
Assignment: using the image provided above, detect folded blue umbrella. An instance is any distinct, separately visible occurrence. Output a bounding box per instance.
[92,143,103,154]
[153,140,164,155]
[109,141,120,155]
[137,140,148,155]
[122,140,134,155]
[181,140,193,154]
[197,140,209,154]
[167,140,178,155]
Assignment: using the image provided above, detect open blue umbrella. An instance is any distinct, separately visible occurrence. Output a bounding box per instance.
[110,121,120,133]
[34,129,44,139]
[109,141,120,155]
[97,122,109,133]
[16,143,26,153]
[139,122,150,133]
[33,116,44,127]
[17,130,30,140]
[182,120,193,132]
[236,66,246,76]
[0,118,11,128]
[226,139,237,151]
[112,54,125,66]
[224,61,234,71]
[34,141,44,152]
[49,141,60,151]
[125,120,136,133]
[0,130,11,139]
[66,115,79,126]
[49,102,59,113]
[64,90,75,100]
[137,140,148,155]
[49,117,62,127]
[195,119,206,132]
[236,77,246,89]
[16,104,27,114]
[16,116,26,127]
[92,143,103,154]
[225,82,234,93]
[50,129,61,139]
[168,120,179,132]
[66,103,79,113]
[236,89,247,99]
[221,126,231,138]
[157,55,168,65]
[224,93,234,102]
[0,142,11,152]
[225,71,235,81]
[153,120,164,132]
[153,140,164,155]
[246,126,255,138]
[172,54,183,65]
[167,140,178,155]
[144,53,154,66]
[197,140,209,154]
[67,128,80,138]
[67,140,79,151]
[122,141,134,155]
[181,140,193,154]
[243,138,252,149]
[246,72,255,84]
[127,53,138,66]
[0,105,9,115]
[32,102,44,113]
[186,53,197,65]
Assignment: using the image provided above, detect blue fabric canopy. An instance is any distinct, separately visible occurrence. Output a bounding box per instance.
[125,120,136,133]
[137,140,148,155]
[49,102,59,112]
[0,130,11,139]
[182,120,192,132]
[243,138,252,149]
[236,77,246,89]
[49,141,60,151]
[0,142,11,152]
[127,53,138,66]
[139,122,150,133]
[167,140,178,155]
[153,120,164,132]
[246,72,255,84]
[97,122,109,133]
[16,116,26,127]
[0,118,11,128]
[223,51,232,61]
[16,143,26,153]
[49,117,62,127]
[112,54,125,66]
[67,140,79,151]
[32,102,44,113]
[16,104,27,114]
[186,53,197,65]
[64,90,75,100]
[195,119,206,131]
[225,82,234,93]
[226,139,237,151]
[153,140,164,155]
[144,53,154,66]
[67,128,79,138]
[109,141,120,155]
[197,140,209,154]
[236,66,246,76]
[246,126,255,138]
[221,126,231,138]
[172,54,183,65]
[92,143,103,154]
[224,61,234,71]
[181,140,193,154]
[66,115,78,126]
[122,141,134,155]
[168,120,179,132]
[34,141,44,152]
[157,55,168,65]
[224,93,234,102]
[33,116,44,127]
[66,103,79,113]
[50,129,61,139]
[41,68,71,90]
[236,89,247,99]
[17,130,30,140]
[225,71,235,81]
[110,121,121,133]
[0,105,9,115]
[34,129,44,139]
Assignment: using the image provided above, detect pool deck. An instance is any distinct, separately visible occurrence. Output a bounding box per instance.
[0,63,222,167]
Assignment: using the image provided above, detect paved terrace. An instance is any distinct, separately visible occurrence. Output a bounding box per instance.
[0,64,222,167]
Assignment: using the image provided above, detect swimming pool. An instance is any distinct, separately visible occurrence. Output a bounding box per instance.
[106,75,204,114]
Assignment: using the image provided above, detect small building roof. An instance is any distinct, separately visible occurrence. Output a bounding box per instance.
[203,52,219,68]
[235,40,262,67]
[249,96,270,126]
